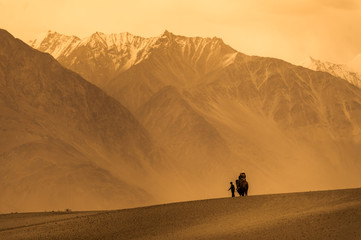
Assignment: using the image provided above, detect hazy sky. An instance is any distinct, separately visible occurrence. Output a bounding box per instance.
[1,0,361,64]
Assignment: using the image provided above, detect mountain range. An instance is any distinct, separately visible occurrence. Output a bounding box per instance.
[1,29,361,212]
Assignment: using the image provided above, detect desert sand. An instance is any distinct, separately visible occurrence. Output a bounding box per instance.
[0,188,360,240]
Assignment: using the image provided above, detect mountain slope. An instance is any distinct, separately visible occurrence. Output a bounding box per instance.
[136,86,231,197]
[0,29,168,212]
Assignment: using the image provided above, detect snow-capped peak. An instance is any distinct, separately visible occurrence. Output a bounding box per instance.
[30,30,233,67]
[29,30,80,58]
[29,30,238,87]
[301,56,361,89]
[79,31,155,52]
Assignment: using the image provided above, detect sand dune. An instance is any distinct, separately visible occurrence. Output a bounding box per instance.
[1,188,360,240]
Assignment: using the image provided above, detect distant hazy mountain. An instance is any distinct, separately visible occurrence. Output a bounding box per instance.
[0,29,169,212]
[136,86,231,181]
[21,30,361,204]
[29,30,237,195]
[301,56,361,89]
[29,30,361,198]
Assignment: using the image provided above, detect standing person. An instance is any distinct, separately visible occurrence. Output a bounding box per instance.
[228,182,235,197]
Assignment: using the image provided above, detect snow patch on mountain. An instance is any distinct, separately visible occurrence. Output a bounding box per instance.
[29,30,80,58]
[29,30,239,92]
[301,56,361,89]
[29,30,237,76]
[76,31,160,70]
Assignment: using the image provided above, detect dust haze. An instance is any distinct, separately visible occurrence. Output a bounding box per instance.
[1,1,361,238]
[1,28,361,213]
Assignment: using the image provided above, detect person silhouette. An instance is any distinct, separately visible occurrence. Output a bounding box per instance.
[228,182,235,197]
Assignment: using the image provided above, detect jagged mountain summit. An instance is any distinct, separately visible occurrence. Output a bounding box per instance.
[29,30,159,87]
[301,56,361,89]
[29,30,238,110]
[30,30,361,197]
[29,30,236,90]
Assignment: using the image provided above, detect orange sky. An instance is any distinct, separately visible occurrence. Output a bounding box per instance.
[1,0,361,65]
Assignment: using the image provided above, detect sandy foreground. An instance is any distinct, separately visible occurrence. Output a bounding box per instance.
[0,188,360,240]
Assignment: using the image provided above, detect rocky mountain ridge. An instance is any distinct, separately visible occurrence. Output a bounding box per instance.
[29,30,235,89]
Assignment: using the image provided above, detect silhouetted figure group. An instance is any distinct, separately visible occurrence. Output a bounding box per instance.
[228,171,249,197]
